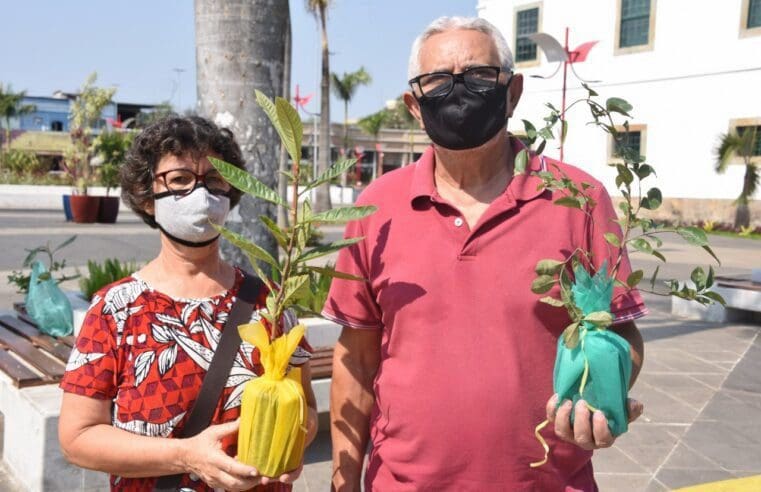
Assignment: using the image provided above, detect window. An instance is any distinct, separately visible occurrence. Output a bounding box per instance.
[608,125,647,163]
[51,121,64,131]
[615,0,656,54]
[749,0,761,28]
[737,126,761,156]
[514,4,541,65]
[741,0,761,36]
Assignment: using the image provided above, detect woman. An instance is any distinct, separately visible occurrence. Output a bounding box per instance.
[58,116,318,491]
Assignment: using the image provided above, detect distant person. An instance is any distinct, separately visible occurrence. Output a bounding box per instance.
[58,116,317,491]
[325,17,646,491]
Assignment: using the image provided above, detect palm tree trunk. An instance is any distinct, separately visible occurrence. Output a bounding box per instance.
[195,0,286,270]
[341,100,349,188]
[735,163,755,228]
[277,3,292,229]
[314,6,332,212]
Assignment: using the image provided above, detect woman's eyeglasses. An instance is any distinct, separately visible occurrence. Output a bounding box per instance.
[153,168,231,197]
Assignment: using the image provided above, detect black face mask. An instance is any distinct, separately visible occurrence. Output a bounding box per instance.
[417,79,510,151]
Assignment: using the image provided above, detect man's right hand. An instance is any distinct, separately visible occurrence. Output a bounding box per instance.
[179,419,261,491]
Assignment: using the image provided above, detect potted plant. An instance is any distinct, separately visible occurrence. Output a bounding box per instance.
[62,73,116,223]
[211,91,376,477]
[93,130,133,223]
[518,85,725,467]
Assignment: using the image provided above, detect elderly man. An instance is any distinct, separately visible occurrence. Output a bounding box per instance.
[323,16,646,491]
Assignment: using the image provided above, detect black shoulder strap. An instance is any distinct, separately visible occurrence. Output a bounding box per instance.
[154,272,263,491]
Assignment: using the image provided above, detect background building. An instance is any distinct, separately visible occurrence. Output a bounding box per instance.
[478,0,761,224]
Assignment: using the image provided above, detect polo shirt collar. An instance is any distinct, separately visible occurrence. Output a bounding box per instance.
[409,135,549,206]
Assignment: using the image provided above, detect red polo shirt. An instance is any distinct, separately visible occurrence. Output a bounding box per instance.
[323,137,647,491]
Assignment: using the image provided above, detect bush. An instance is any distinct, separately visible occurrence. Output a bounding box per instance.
[79,258,139,301]
[0,150,45,175]
[7,236,79,294]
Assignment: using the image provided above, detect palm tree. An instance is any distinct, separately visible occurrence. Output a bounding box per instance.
[0,85,36,153]
[306,0,333,212]
[331,67,372,152]
[358,111,387,180]
[195,0,289,268]
[715,127,760,229]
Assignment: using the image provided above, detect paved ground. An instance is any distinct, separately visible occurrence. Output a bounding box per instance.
[1,209,760,491]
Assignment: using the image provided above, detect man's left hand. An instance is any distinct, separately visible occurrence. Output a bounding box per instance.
[546,394,644,451]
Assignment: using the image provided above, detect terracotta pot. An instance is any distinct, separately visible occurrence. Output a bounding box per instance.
[69,195,101,223]
[97,196,120,223]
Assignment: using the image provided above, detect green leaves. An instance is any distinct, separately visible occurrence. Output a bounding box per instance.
[606,97,632,117]
[562,321,581,348]
[531,275,556,294]
[307,266,365,281]
[554,196,584,209]
[209,157,287,208]
[539,296,565,308]
[255,90,302,166]
[308,205,378,223]
[307,158,357,191]
[515,149,529,175]
[639,188,662,210]
[584,311,614,328]
[535,259,564,275]
[214,225,279,270]
[296,237,364,264]
[604,232,621,247]
[627,269,644,288]
[677,226,721,264]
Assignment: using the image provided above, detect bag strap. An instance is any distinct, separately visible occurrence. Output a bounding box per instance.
[154,272,263,491]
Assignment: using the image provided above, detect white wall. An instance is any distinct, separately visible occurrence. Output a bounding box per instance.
[478,0,761,200]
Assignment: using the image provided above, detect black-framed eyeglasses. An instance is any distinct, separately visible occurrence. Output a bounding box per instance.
[153,168,231,198]
[409,66,509,99]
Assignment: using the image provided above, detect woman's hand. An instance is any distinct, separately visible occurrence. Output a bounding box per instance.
[179,420,262,491]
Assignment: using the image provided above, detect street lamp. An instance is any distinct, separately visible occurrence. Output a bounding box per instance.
[528,29,598,161]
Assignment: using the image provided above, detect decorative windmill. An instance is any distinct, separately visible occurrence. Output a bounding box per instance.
[293,84,314,114]
[528,29,598,161]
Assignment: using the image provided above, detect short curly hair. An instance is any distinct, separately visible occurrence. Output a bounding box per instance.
[121,116,246,227]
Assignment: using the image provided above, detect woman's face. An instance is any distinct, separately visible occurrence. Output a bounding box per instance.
[145,153,224,215]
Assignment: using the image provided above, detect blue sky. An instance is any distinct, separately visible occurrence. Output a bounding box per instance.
[2,0,475,122]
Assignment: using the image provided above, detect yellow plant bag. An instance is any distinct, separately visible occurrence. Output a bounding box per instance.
[237,321,307,477]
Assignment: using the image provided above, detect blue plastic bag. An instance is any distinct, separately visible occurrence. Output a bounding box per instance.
[25,260,73,336]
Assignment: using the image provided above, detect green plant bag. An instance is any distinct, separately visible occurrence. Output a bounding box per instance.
[25,260,74,336]
[553,264,632,437]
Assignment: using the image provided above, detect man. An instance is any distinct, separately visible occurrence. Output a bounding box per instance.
[323,16,646,491]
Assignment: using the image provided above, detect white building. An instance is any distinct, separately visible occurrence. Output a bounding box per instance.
[477,0,761,224]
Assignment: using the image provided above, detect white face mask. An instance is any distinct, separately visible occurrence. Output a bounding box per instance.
[153,186,230,247]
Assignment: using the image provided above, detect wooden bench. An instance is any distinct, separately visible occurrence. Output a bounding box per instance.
[0,310,338,492]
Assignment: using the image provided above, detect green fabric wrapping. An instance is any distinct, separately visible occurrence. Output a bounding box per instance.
[25,260,73,337]
[552,263,632,436]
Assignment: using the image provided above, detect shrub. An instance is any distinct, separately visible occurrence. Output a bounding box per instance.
[0,149,45,175]
[79,258,139,301]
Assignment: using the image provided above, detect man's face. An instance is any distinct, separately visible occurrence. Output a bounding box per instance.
[404,29,523,132]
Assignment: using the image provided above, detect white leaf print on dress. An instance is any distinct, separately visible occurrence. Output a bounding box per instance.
[158,345,178,375]
[154,313,184,328]
[133,351,155,386]
[65,347,106,371]
[113,411,186,438]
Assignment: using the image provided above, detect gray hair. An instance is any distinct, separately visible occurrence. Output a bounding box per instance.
[407,16,515,80]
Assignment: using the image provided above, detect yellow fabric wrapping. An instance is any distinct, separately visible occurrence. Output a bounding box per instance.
[237,321,307,477]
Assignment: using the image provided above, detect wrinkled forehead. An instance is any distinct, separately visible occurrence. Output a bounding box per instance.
[418,29,500,74]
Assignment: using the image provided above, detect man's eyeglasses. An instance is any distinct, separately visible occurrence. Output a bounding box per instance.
[408,66,509,99]
[154,168,231,197]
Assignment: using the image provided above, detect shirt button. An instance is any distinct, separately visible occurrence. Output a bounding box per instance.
[454,217,464,227]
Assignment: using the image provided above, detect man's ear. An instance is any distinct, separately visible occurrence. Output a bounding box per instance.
[507,73,524,118]
[403,92,425,129]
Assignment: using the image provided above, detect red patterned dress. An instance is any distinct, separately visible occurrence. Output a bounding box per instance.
[60,268,312,491]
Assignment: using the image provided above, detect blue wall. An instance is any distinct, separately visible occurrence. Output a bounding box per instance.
[16,96,117,132]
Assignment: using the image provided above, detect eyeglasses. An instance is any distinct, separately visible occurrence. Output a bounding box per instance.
[409,66,509,99]
[154,168,231,197]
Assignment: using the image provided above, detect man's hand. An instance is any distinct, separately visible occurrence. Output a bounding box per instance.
[546,394,644,450]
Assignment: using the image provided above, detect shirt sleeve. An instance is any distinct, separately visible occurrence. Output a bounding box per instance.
[321,215,383,330]
[587,184,648,323]
[59,292,120,400]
